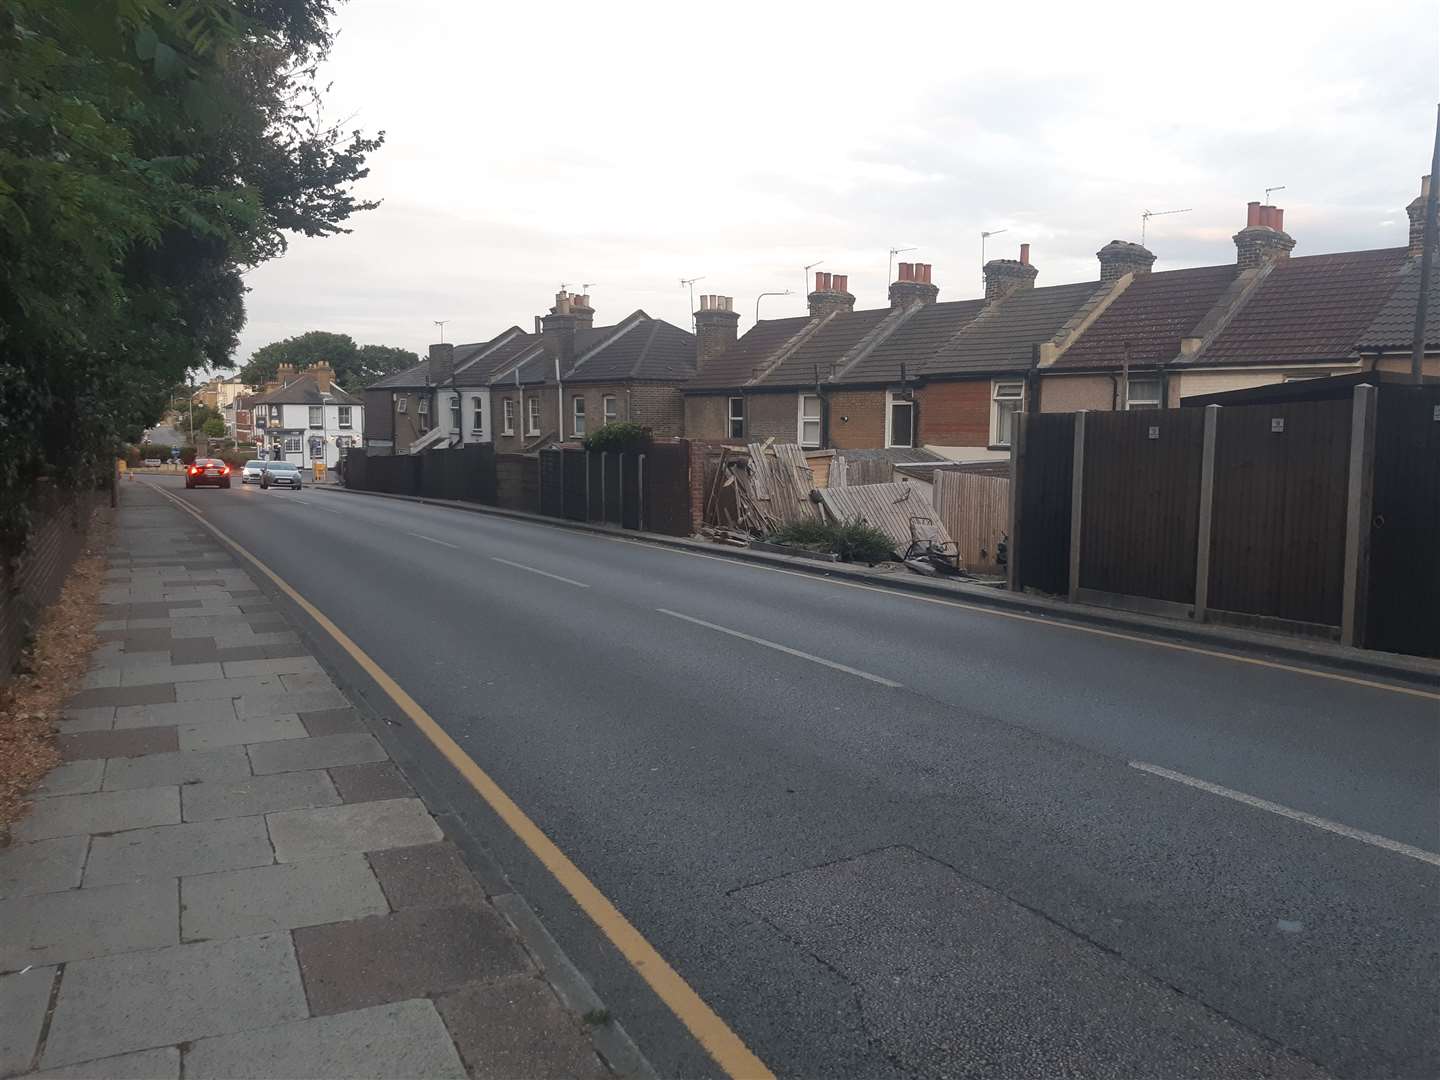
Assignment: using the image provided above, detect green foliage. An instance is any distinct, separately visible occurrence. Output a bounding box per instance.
[769,517,895,564]
[238,332,417,389]
[582,422,652,453]
[202,415,227,437]
[0,0,384,555]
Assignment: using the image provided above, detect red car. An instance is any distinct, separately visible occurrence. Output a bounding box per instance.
[185,458,232,489]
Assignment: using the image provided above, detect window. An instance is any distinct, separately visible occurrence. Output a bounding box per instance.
[449,395,462,431]
[798,394,822,448]
[887,391,914,448]
[337,405,352,429]
[572,396,586,437]
[991,381,1025,447]
[728,397,745,439]
[603,395,618,425]
[502,398,515,435]
[417,395,431,432]
[396,395,408,414]
[526,397,541,436]
[308,405,323,429]
[1126,376,1163,410]
[472,397,484,433]
[283,435,302,453]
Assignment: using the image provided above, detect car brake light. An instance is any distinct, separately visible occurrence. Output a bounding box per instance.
[221,466,230,475]
[189,466,199,474]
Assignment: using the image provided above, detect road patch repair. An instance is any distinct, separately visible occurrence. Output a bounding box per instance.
[0,485,647,1079]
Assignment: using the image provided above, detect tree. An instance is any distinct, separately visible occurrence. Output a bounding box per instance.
[202,416,227,438]
[239,332,417,389]
[0,0,383,554]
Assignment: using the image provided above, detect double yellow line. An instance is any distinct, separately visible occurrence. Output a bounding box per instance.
[148,483,773,1080]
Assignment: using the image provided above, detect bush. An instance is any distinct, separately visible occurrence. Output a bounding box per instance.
[583,422,652,453]
[769,517,894,564]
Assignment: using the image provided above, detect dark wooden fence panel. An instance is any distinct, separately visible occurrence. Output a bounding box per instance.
[1366,385,1440,658]
[538,449,562,518]
[1209,399,1351,627]
[644,442,692,536]
[586,453,604,522]
[621,453,641,530]
[561,448,587,521]
[1015,412,1074,595]
[602,454,622,525]
[1080,409,1204,605]
[495,453,539,512]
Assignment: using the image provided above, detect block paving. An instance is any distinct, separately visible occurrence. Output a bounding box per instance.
[0,489,621,1079]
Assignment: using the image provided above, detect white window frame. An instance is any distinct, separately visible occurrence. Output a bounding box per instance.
[572,395,586,437]
[991,380,1025,447]
[308,405,323,429]
[472,396,484,433]
[396,395,408,414]
[603,395,618,425]
[728,397,745,440]
[416,396,429,415]
[502,398,515,435]
[526,396,541,436]
[798,394,822,448]
[449,394,462,431]
[1126,375,1163,410]
[337,405,352,429]
[283,435,302,453]
[885,390,915,449]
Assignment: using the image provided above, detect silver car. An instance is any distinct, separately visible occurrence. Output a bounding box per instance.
[240,460,266,484]
[259,462,302,490]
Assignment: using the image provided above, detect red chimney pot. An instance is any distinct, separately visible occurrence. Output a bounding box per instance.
[1019,244,1030,266]
[833,274,848,293]
[1272,207,1284,232]
[1247,201,1262,227]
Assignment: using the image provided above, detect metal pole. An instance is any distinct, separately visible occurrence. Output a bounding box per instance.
[1193,405,1221,622]
[1411,105,1440,384]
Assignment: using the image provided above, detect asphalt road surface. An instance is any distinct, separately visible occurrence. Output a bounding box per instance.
[154,475,1439,1079]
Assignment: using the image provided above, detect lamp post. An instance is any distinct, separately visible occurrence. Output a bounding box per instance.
[755,290,794,323]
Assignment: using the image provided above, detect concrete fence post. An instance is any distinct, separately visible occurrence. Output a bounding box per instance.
[601,451,609,523]
[1008,412,1027,592]
[618,452,626,528]
[585,450,592,520]
[638,453,646,532]
[1341,384,1378,647]
[1067,411,1087,603]
[1193,404,1221,622]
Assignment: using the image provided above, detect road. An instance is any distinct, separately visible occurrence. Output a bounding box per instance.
[154,475,1438,1079]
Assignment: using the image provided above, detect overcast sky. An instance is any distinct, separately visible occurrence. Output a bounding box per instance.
[234,0,1438,364]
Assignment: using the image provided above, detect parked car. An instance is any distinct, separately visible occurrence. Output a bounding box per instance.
[259,462,302,490]
[185,457,231,489]
[240,460,267,485]
[142,458,162,468]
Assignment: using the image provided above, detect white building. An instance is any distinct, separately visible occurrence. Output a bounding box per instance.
[248,361,362,469]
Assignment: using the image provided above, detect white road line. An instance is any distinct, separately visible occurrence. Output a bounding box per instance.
[656,608,902,688]
[407,531,460,550]
[492,557,589,588]
[1130,761,1440,868]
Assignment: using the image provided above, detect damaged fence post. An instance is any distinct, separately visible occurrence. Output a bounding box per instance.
[1193,404,1221,623]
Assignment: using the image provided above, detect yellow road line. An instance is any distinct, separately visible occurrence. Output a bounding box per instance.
[146,482,773,1080]
[595,536,1440,702]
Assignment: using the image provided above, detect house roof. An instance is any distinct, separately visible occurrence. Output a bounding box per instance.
[248,374,360,406]
[925,281,1103,376]
[1050,264,1239,370]
[767,307,897,385]
[849,300,988,383]
[1181,248,1407,366]
[1356,257,1435,351]
[566,317,698,383]
[686,316,817,391]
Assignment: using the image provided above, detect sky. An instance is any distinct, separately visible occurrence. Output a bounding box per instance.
[233,0,1439,365]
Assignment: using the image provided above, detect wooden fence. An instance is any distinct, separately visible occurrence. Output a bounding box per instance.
[1010,383,1440,658]
[932,471,1010,574]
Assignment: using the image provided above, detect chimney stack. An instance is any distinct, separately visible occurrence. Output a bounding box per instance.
[307,361,335,392]
[1096,240,1156,282]
[983,245,1039,302]
[570,292,595,330]
[428,343,455,387]
[694,295,740,370]
[276,362,297,386]
[1233,201,1295,269]
[541,289,579,359]
[1407,175,1431,257]
[808,270,856,318]
[889,262,939,309]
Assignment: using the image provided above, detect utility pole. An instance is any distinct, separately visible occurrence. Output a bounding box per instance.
[1412,104,1440,385]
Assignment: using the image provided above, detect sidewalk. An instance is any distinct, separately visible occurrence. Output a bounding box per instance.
[0,488,623,1079]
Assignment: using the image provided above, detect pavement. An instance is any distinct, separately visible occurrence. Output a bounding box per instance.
[0,487,638,1079]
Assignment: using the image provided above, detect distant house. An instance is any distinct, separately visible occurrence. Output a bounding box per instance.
[248,362,362,468]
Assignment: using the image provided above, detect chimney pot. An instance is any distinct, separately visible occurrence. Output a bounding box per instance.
[898,262,912,282]
[694,288,741,369]
[1020,243,1031,266]
[832,274,848,293]
[1247,201,1262,227]
[1234,203,1295,268]
[1272,207,1284,232]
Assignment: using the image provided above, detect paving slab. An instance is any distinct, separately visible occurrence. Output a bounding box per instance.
[369,843,487,909]
[30,1048,181,1080]
[301,708,365,737]
[237,688,349,718]
[173,674,285,702]
[248,732,385,774]
[437,975,609,1080]
[178,714,306,751]
[329,762,414,803]
[119,662,224,687]
[102,746,250,791]
[0,835,89,899]
[58,726,178,762]
[293,903,531,1015]
[33,760,105,797]
[0,966,56,1076]
[182,854,388,941]
[113,699,236,729]
[64,682,175,711]
[88,650,170,672]
[168,605,243,618]
[0,878,178,969]
[279,671,341,694]
[268,798,441,863]
[80,669,119,689]
[214,630,299,649]
[221,656,322,679]
[84,816,273,886]
[54,708,115,735]
[40,933,307,1069]
[184,999,467,1080]
[181,770,339,822]
[13,786,180,842]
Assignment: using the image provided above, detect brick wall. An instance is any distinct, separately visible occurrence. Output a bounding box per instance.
[627,385,685,436]
[1039,375,1114,413]
[684,395,730,441]
[747,392,799,442]
[492,387,557,450]
[918,380,993,446]
[827,389,887,449]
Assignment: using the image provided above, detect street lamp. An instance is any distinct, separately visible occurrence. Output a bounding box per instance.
[755,290,794,323]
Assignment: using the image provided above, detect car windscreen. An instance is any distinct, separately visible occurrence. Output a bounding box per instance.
[244,461,263,468]
[267,463,299,471]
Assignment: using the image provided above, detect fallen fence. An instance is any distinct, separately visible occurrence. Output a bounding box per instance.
[932,470,1010,574]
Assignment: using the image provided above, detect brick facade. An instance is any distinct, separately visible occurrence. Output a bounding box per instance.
[826,389,887,449]
[684,395,730,441]
[746,392,801,443]
[917,380,993,447]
